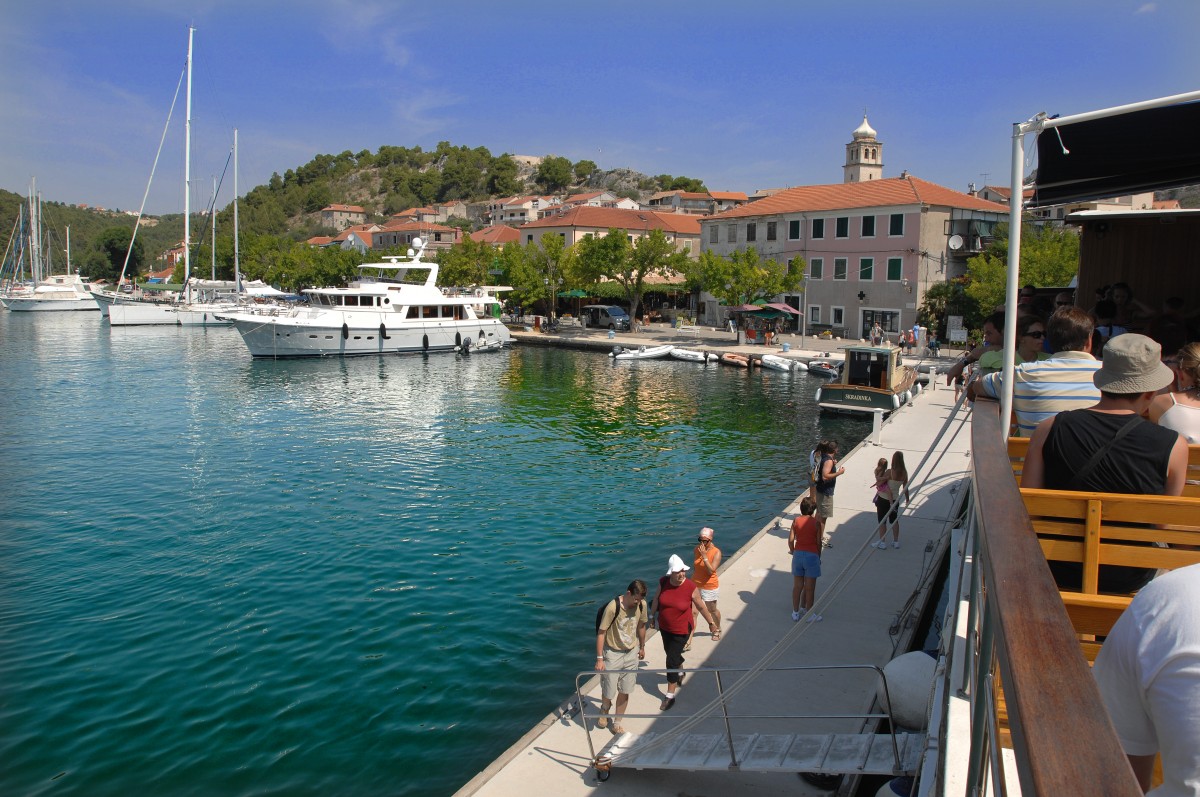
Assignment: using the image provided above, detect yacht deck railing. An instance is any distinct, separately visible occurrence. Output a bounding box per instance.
[959,400,1140,796]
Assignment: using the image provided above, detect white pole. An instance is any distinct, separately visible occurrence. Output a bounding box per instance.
[183,26,193,296]
[233,128,240,292]
[1000,123,1025,440]
[211,175,217,280]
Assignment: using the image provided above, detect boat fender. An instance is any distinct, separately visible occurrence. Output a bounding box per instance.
[455,331,462,348]
[891,394,901,409]
[879,651,936,730]
[379,323,389,340]
[422,334,429,351]
[342,322,349,340]
[814,388,822,402]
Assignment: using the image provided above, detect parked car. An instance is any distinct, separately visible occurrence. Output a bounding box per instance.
[581,304,631,331]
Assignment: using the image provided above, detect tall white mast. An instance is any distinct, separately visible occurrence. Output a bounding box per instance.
[183,25,193,294]
[211,175,217,280]
[66,226,71,275]
[233,128,240,291]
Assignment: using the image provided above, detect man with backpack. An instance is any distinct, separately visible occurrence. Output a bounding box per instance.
[594,580,649,735]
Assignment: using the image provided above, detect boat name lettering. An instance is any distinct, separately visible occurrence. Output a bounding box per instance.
[846,393,871,401]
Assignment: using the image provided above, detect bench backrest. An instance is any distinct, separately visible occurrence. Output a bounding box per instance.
[1019,488,1200,594]
[1008,437,1200,497]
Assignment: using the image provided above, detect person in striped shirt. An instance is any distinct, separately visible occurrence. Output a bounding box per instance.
[968,307,1101,437]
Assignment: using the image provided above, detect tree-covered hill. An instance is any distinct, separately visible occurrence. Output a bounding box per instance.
[2,141,708,279]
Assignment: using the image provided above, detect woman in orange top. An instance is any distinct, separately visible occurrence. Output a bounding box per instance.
[685,527,722,651]
[789,496,823,623]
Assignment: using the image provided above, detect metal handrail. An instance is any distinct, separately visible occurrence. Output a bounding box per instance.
[573,663,908,773]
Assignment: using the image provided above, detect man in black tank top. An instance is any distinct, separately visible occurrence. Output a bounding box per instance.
[1022,335,1188,593]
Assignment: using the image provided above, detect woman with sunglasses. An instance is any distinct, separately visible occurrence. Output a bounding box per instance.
[1015,315,1053,366]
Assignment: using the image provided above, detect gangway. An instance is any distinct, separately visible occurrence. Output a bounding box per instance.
[574,664,924,783]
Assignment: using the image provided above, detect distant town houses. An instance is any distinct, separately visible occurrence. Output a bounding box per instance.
[470,225,521,245]
[645,189,748,215]
[519,205,701,257]
[319,203,366,231]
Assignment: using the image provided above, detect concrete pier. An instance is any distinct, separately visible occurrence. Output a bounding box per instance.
[457,330,973,796]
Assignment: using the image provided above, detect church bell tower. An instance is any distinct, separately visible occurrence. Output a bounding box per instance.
[844,114,883,183]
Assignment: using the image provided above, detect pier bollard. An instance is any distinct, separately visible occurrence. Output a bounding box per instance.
[871,409,884,445]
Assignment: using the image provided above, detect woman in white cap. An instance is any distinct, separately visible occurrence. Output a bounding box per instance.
[649,554,720,710]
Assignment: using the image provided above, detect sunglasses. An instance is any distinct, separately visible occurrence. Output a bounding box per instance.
[1024,330,1045,338]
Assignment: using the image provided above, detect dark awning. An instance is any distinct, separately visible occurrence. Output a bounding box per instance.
[1032,100,1200,206]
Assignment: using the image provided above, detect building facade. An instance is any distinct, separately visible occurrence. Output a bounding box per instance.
[699,118,1006,338]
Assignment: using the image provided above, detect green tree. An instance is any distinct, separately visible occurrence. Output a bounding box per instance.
[488,154,522,196]
[917,279,981,340]
[89,226,144,281]
[438,236,495,288]
[577,228,690,320]
[574,159,597,182]
[964,222,1080,311]
[680,248,801,307]
[524,233,577,314]
[534,156,573,192]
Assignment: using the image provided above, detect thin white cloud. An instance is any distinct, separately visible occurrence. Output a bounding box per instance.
[1135,3,1156,13]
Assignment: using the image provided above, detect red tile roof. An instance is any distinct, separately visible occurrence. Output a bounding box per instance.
[306,236,335,246]
[521,206,701,235]
[322,204,365,213]
[333,224,380,242]
[470,225,521,244]
[982,185,1033,201]
[709,175,1007,219]
[377,220,459,234]
[709,191,748,201]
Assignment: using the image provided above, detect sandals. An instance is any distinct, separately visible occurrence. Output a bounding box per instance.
[712,629,722,641]
[608,722,625,735]
[596,711,609,729]
[659,696,676,711]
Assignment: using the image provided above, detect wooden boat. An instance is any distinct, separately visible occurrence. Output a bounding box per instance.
[815,344,918,414]
[610,344,674,360]
[719,352,752,368]
[669,348,717,363]
[807,359,842,378]
[758,354,793,372]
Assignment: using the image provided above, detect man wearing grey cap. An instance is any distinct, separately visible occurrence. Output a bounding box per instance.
[1021,334,1188,591]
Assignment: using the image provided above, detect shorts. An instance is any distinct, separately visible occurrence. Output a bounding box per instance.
[601,647,639,699]
[792,551,822,578]
[815,492,834,519]
[875,497,898,524]
[700,588,719,603]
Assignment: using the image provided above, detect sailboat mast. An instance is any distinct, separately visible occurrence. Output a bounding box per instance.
[233,128,240,292]
[183,25,193,293]
[28,181,41,283]
[66,226,71,275]
[211,175,217,280]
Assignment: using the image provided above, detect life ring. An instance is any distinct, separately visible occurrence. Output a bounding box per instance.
[474,288,484,297]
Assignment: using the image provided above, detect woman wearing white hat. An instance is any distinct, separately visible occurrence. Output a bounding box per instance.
[649,554,720,711]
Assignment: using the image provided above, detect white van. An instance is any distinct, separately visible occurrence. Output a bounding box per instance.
[581,305,631,331]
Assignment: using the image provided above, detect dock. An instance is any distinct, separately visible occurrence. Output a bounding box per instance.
[457,330,974,796]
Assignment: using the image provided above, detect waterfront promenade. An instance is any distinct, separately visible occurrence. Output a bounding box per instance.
[458,327,974,796]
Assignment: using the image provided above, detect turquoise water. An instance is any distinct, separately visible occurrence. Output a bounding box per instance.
[0,312,867,796]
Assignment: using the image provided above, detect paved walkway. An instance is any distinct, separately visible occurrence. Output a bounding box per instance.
[457,365,974,796]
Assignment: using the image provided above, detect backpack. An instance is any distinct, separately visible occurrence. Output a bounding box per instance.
[810,456,824,484]
[595,597,620,633]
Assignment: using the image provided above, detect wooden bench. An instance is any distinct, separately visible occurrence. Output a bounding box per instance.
[1008,437,1200,498]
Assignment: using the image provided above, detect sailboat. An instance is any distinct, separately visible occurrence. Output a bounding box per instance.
[106,27,238,327]
[0,182,99,312]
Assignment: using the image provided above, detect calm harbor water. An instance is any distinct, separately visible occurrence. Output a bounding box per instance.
[0,312,867,796]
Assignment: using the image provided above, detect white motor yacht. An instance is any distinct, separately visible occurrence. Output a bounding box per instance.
[221,238,511,358]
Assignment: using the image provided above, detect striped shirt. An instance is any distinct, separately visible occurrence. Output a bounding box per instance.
[977,351,1102,436]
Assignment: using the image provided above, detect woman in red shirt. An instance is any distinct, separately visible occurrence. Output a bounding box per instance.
[650,554,719,710]
[789,496,823,623]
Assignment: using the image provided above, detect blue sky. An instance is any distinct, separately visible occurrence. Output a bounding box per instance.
[1,1,1196,215]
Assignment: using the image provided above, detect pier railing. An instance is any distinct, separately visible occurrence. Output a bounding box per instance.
[960,400,1140,796]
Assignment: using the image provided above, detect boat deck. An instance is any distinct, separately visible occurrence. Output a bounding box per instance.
[458,374,975,796]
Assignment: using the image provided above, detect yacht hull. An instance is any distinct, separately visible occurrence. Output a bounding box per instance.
[2,296,98,312]
[107,302,234,326]
[228,312,511,358]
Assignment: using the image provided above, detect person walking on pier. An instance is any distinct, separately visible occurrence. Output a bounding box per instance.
[650,554,720,711]
[789,497,823,622]
[881,451,909,548]
[685,527,722,652]
[814,441,846,542]
[594,580,649,735]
